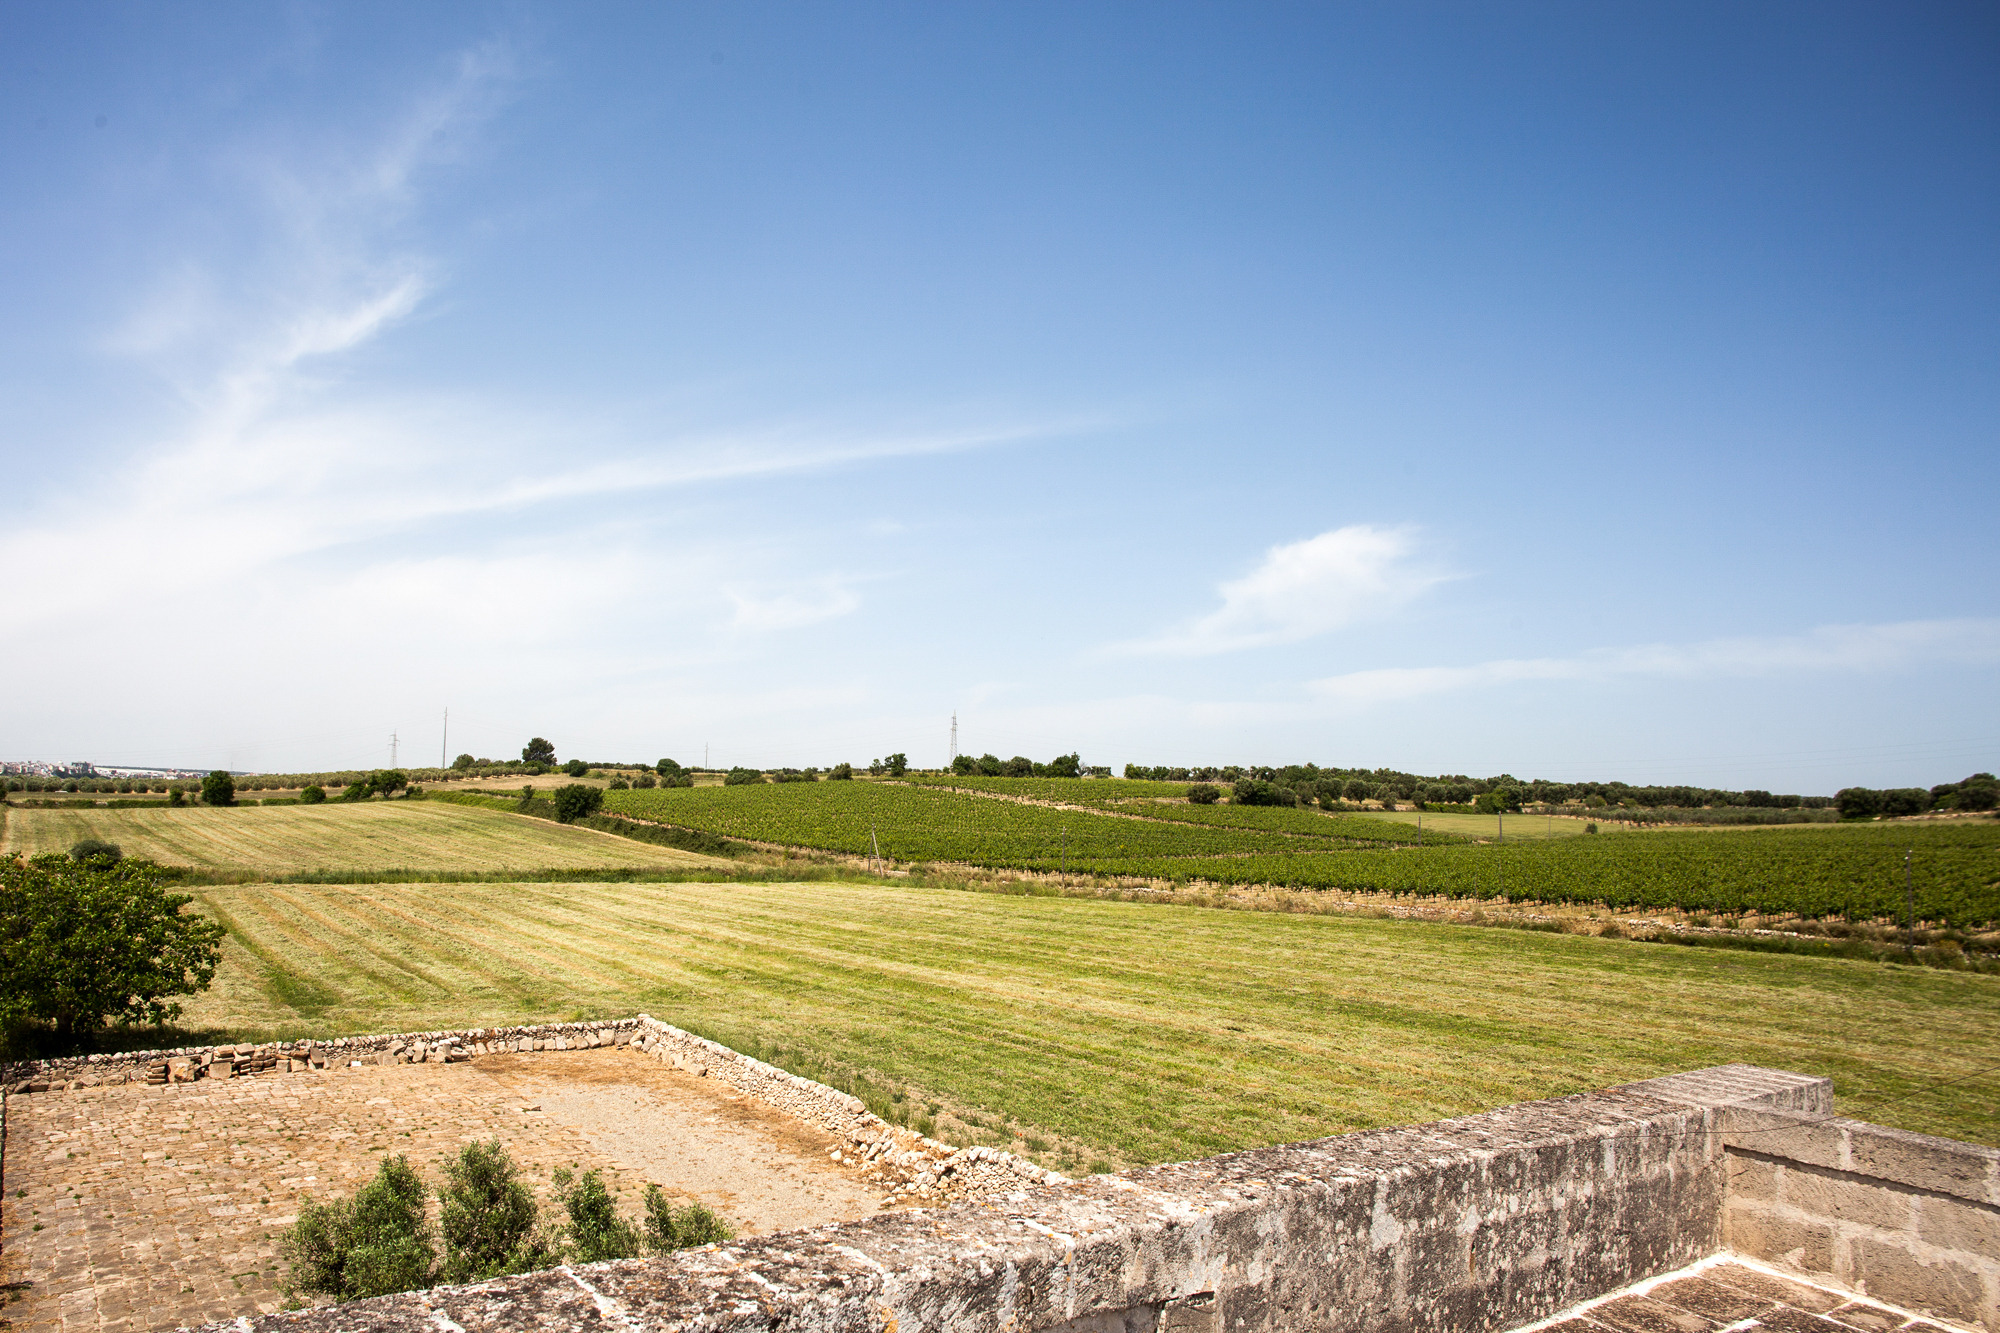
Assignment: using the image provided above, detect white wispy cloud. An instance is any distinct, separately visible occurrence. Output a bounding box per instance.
[727,579,863,632]
[1306,618,2000,706]
[1107,524,1449,656]
[5,38,1060,641]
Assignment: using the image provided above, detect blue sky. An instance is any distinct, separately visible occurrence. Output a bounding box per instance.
[3,3,1995,790]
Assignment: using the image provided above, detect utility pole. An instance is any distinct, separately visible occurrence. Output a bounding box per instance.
[391,732,398,767]
[441,708,448,770]
[950,712,957,766]
[1497,807,1503,843]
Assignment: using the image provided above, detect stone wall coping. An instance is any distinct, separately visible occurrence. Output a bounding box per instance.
[1720,1104,2000,1208]
[193,1074,1757,1332]
[1619,1064,1835,1116]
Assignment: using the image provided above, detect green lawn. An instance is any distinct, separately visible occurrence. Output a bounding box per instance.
[175,878,2000,1163]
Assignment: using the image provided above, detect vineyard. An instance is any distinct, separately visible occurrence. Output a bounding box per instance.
[605,780,2000,926]
[605,781,1397,864]
[904,775,1442,841]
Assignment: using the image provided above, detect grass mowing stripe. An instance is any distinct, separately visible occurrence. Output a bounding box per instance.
[171,879,2000,1162]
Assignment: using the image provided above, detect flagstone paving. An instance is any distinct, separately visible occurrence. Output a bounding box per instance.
[0,1047,883,1333]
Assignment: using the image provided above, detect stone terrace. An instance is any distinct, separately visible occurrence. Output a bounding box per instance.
[0,1047,891,1333]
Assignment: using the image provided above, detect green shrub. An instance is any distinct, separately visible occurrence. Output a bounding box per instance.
[555,1168,642,1263]
[166,786,187,807]
[633,773,657,789]
[200,771,235,807]
[281,1155,436,1303]
[641,1183,733,1252]
[300,785,326,804]
[68,839,122,866]
[564,759,589,778]
[452,753,476,771]
[724,767,763,786]
[607,777,630,790]
[552,784,605,824]
[438,1141,555,1284]
[827,763,854,780]
[1187,783,1221,805]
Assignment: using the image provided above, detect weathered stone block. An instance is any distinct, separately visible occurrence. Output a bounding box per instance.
[1844,1122,2000,1207]
[1847,1234,1994,1330]
[1913,1192,2000,1256]
[1778,1166,1912,1233]
[1724,1200,1834,1272]
[1725,1150,1781,1202]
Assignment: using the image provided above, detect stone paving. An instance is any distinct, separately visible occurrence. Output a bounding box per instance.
[0,1047,882,1333]
[1533,1258,1973,1333]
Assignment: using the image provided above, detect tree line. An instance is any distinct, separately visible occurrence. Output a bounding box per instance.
[1120,763,1997,817]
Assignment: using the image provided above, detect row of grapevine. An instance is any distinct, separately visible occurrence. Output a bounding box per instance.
[1065,822,2000,925]
[602,780,2000,925]
[899,776,1440,842]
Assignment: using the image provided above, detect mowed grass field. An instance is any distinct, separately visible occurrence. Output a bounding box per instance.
[174,878,2000,1160]
[0,801,717,874]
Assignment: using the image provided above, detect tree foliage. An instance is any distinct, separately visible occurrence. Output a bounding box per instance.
[200,770,235,806]
[0,852,225,1046]
[452,753,476,770]
[884,752,908,776]
[551,783,606,823]
[300,784,326,804]
[522,737,558,766]
[724,767,763,786]
[1187,783,1221,805]
[563,759,589,777]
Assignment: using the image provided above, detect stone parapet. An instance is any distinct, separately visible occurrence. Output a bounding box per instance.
[1719,1106,1999,1330]
[191,1071,1788,1333]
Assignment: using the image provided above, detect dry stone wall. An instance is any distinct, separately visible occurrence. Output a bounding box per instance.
[628,1015,1063,1204]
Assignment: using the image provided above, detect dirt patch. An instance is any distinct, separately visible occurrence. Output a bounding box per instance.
[0,1047,888,1333]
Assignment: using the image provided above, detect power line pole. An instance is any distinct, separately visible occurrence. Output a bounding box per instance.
[441,708,448,770]
[949,712,957,766]
[391,732,398,767]
[1906,848,1915,955]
